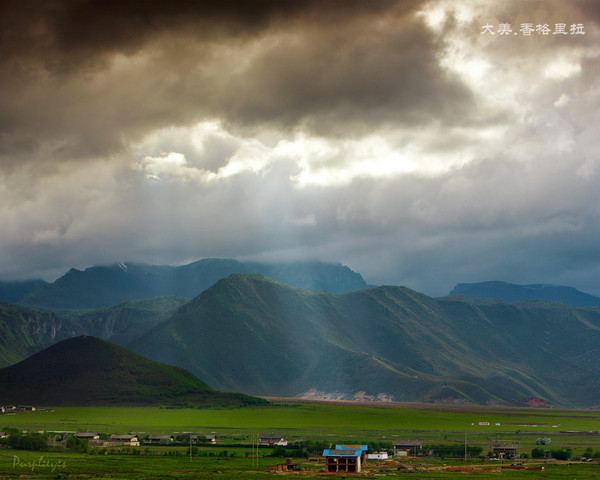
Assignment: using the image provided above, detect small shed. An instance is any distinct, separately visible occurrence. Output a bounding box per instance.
[393,440,423,457]
[368,451,389,460]
[491,443,519,459]
[323,448,364,473]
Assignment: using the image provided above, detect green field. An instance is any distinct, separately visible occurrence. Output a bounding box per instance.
[1,401,600,479]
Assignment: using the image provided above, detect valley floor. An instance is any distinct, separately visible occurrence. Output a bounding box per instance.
[0,402,599,478]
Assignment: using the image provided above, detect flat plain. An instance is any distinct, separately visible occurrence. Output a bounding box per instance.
[1,400,599,479]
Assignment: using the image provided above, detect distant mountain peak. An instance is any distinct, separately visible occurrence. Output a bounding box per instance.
[449,281,600,307]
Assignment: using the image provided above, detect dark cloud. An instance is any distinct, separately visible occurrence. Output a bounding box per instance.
[0,0,406,63]
[0,0,468,170]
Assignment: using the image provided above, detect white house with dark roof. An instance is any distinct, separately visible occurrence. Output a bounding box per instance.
[258,434,287,446]
[108,434,139,446]
[148,435,174,444]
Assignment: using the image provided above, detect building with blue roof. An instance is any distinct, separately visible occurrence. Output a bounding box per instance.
[323,445,368,473]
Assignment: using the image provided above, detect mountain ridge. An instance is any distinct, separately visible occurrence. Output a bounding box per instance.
[19,258,367,310]
[132,274,600,408]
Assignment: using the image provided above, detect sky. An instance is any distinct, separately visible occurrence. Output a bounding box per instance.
[1,0,599,297]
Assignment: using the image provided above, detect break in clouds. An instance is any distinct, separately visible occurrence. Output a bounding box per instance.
[1,0,599,296]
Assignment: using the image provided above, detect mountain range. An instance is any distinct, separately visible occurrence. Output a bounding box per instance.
[1,259,600,408]
[13,258,367,311]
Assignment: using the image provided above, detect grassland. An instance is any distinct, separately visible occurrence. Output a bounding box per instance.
[1,401,599,479]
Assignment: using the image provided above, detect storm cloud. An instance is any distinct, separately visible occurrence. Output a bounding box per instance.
[1,0,599,296]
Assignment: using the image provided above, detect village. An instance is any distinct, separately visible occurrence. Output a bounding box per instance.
[0,425,568,475]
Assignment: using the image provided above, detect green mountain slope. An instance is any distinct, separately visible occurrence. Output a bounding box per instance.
[20,259,367,310]
[133,274,600,407]
[0,336,266,407]
[0,297,190,369]
[0,303,70,367]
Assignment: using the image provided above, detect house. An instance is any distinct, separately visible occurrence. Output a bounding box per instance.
[393,440,423,457]
[323,448,364,473]
[74,432,100,440]
[0,432,7,439]
[18,406,36,412]
[148,435,174,445]
[259,434,287,446]
[336,444,368,463]
[367,451,389,460]
[108,434,139,447]
[191,434,216,444]
[491,443,519,459]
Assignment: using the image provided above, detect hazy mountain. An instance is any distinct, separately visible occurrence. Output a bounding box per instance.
[450,281,600,307]
[0,302,70,367]
[0,279,47,304]
[70,296,189,345]
[20,258,367,310]
[0,336,267,407]
[132,274,600,408]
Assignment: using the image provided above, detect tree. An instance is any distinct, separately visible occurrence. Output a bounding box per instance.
[531,447,545,459]
[66,436,89,453]
[12,433,48,451]
[550,448,572,461]
[270,446,287,457]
